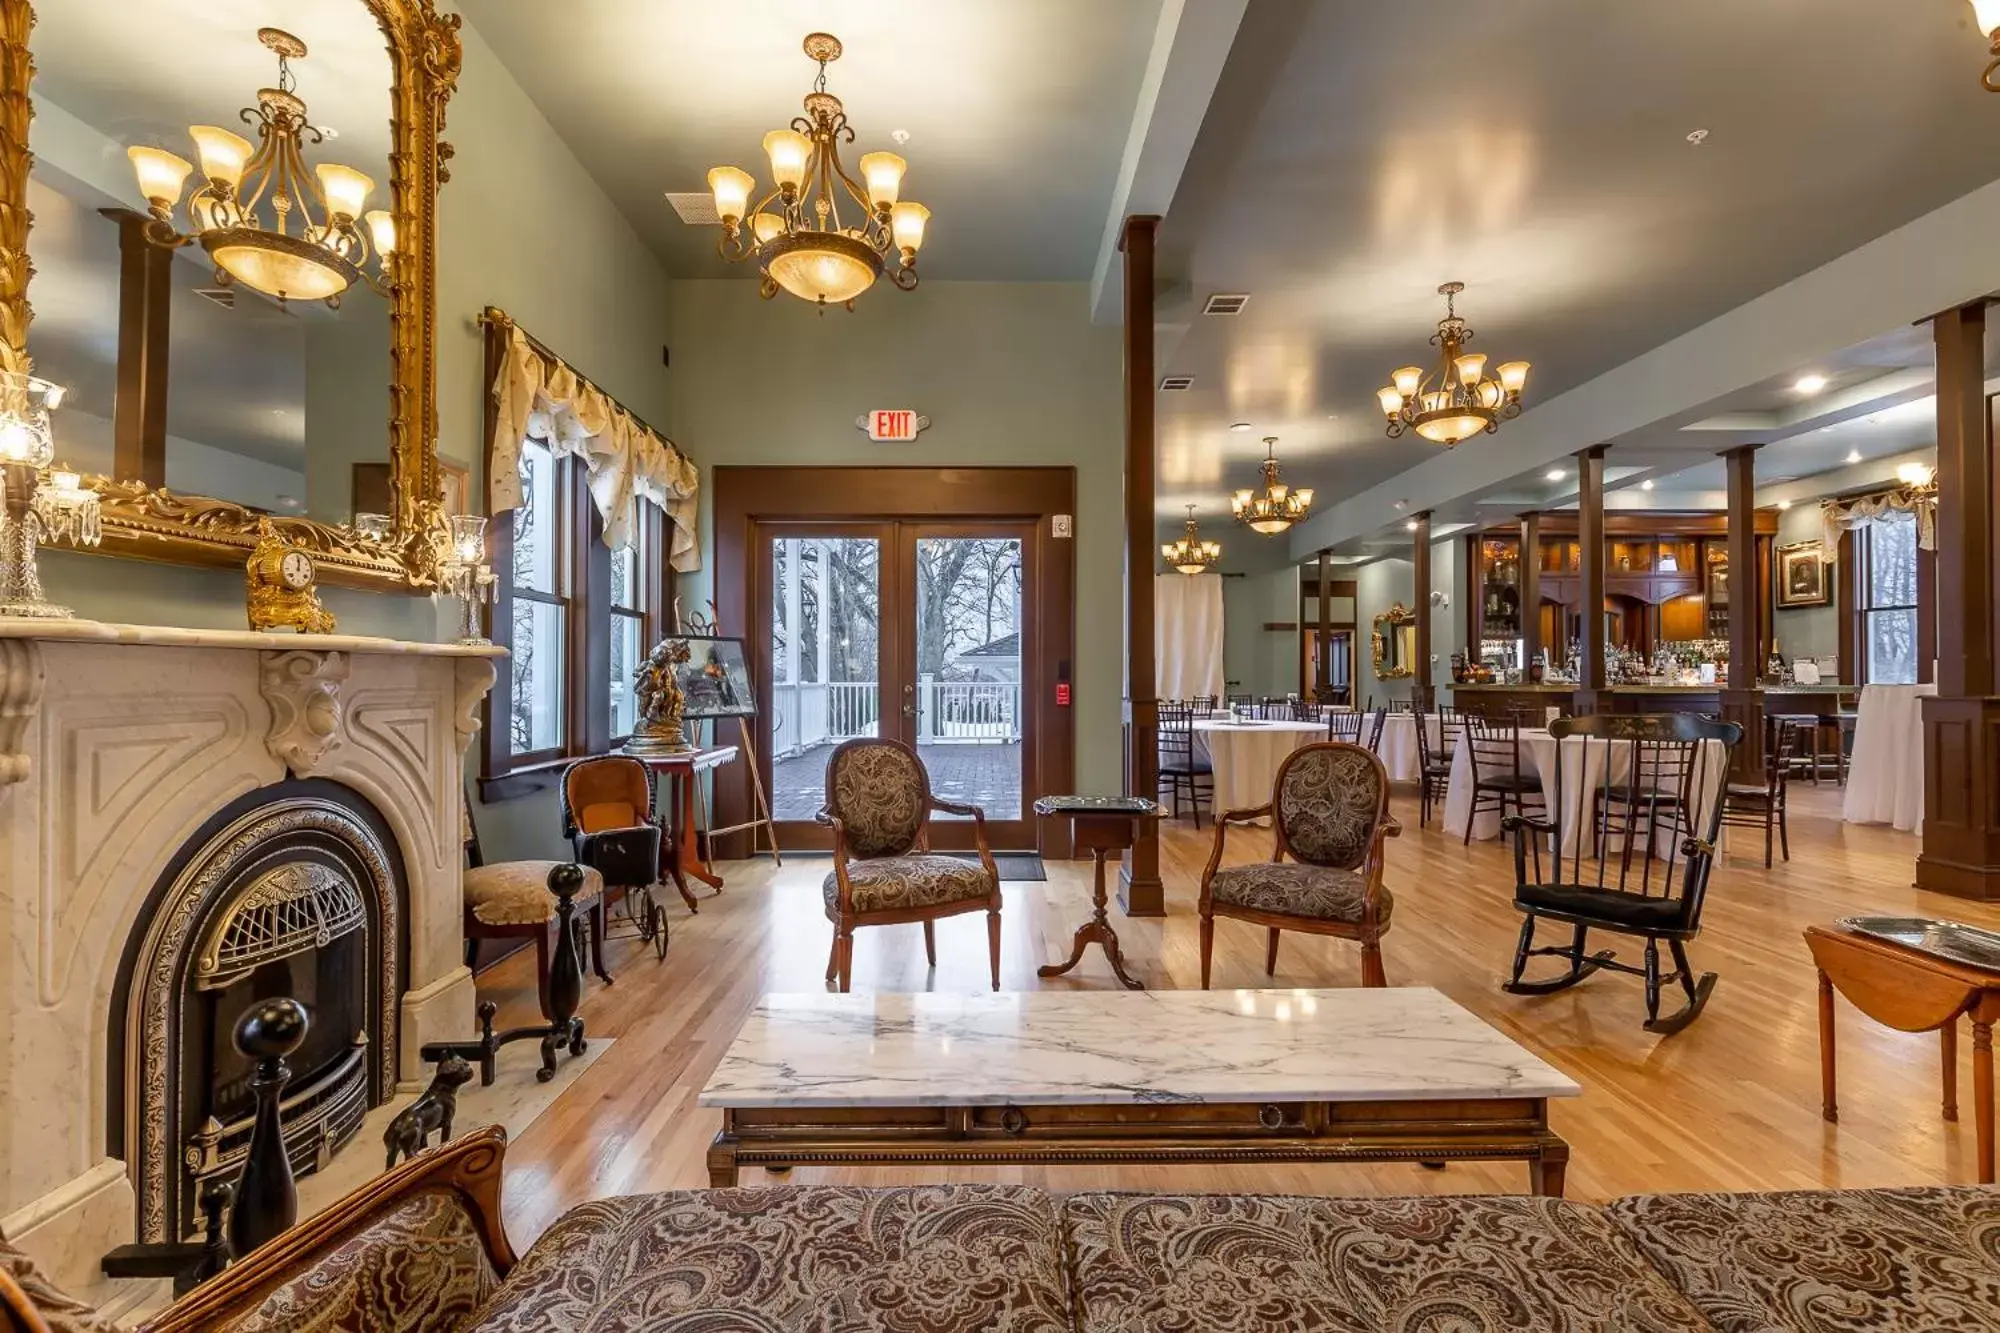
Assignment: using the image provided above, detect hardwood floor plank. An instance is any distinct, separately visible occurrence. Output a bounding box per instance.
[477,785,1998,1248]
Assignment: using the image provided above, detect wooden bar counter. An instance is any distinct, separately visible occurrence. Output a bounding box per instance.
[1450,683,1851,721]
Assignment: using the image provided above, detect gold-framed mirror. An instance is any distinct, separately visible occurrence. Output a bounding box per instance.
[5,0,461,590]
[1371,601,1418,680]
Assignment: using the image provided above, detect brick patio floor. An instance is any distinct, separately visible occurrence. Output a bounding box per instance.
[772,742,1022,821]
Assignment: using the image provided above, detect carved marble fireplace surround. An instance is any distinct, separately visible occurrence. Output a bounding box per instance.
[0,620,501,1299]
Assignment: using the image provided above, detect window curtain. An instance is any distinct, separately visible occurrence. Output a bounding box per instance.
[1156,573,1225,701]
[487,322,702,570]
[1820,487,1936,557]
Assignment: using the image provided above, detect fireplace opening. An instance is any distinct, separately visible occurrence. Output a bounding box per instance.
[109,780,406,1245]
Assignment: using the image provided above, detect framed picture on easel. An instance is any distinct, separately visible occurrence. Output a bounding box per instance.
[669,634,757,719]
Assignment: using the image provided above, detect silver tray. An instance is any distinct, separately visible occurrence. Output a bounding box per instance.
[1839,916,2000,971]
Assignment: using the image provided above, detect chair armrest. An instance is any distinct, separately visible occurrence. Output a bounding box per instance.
[1197,806,1272,904]
[1380,816,1403,840]
[140,1127,514,1333]
[1499,813,1556,888]
[929,797,983,819]
[1217,805,1273,826]
[930,802,1000,889]
[814,805,835,827]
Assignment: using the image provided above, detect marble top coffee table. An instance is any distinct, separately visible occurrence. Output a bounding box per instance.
[700,987,1580,1194]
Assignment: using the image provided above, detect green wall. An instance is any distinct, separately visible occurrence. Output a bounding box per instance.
[667,279,1125,795]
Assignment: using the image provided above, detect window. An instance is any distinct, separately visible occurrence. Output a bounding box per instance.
[1859,512,1919,685]
[507,439,569,760]
[608,507,662,743]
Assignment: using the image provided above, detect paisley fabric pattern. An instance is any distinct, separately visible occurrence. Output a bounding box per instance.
[210,1189,501,1333]
[0,1229,117,1333]
[828,741,928,858]
[464,1185,1071,1333]
[1608,1185,2000,1332]
[1208,863,1391,924]
[825,855,996,916]
[1277,745,1385,868]
[463,861,603,927]
[1063,1192,1712,1333]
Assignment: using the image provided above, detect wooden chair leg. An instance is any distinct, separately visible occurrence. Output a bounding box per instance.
[1265,927,1281,976]
[1199,913,1215,989]
[1360,938,1387,988]
[825,930,840,984]
[837,930,854,994]
[986,909,1001,992]
[533,926,552,1022]
[590,899,614,986]
[1763,806,1774,869]
[1778,800,1791,861]
[923,919,937,968]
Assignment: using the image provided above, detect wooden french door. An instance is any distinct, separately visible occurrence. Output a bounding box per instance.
[755,518,1038,851]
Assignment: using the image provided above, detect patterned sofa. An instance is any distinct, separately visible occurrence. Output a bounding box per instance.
[4,1128,1998,1332]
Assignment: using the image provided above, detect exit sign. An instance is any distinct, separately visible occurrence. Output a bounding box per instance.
[855,409,931,442]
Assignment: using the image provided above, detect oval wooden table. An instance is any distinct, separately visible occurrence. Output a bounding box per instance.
[1805,923,2000,1183]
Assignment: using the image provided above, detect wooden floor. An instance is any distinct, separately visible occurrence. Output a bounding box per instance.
[480,783,1999,1249]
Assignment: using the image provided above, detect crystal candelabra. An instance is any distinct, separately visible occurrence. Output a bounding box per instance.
[0,372,100,619]
[439,515,494,645]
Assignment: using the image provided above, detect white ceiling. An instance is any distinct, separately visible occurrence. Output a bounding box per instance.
[1154,0,2000,527]
[465,0,1165,280]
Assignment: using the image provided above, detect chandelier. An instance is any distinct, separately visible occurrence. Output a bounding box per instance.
[1162,505,1222,574]
[707,33,930,309]
[126,28,394,307]
[1376,282,1530,447]
[1974,0,2000,89]
[1232,438,1314,536]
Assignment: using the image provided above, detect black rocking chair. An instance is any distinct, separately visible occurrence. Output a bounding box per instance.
[1501,713,1741,1035]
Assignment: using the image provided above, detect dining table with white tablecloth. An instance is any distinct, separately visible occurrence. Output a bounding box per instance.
[1374,712,1445,784]
[1441,727,1732,853]
[1191,719,1327,817]
[1842,682,1935,835]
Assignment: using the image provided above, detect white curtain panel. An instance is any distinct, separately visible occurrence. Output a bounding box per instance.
[1156,573,1225,700]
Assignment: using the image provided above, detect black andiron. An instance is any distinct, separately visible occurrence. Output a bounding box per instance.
[101,998,308,1296]
[423,862,591,1086]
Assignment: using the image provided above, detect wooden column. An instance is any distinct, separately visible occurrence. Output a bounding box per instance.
[107,209,172,487]
[1721,444,1766,780]
[1315,549,1331,698]
[1519,511,1543,672]
[1919,299,2000,900]
[1461,536,1481,662]
[1412,511,1433,711]
[1575,447,1608,711]
[1118,216,1164,917]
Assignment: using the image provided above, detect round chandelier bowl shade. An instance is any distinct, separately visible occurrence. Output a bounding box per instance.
[759,230,884,305]
[1247,517,1294,536]
[202,226,357,303]
[1413,410,1493,446]
[1173,560,1211,575]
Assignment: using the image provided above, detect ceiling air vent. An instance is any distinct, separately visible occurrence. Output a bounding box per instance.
[193,287,236,309]
[665,192,720,225]
[1203,293,1250,316]
[1159,375,1195,391]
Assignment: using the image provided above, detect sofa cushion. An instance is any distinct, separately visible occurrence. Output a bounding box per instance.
[466,1184,1071,1332]
[0,1229,116,1333]
[1607,1184,2000,1332]
[1063,1192,1712,1332]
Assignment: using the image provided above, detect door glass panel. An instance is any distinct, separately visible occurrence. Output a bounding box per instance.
[769,536,881,821]
[914,536,1024,821]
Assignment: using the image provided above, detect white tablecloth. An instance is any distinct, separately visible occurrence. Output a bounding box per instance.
[1443,730,1729,852]
[1376,713,1444,784]
[1192,720,1326,816]
[1842,683,1934,834]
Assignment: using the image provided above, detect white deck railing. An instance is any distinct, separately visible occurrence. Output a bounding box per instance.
[771,680,1021,757]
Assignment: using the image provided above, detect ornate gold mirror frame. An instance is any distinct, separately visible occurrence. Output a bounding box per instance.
[1,0,462,590]
[1370,602,1417,680]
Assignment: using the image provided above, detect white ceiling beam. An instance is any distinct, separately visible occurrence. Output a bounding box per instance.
[1678,368,1936,433]
[1286,173,2000,557]
[1089,0,1250,327]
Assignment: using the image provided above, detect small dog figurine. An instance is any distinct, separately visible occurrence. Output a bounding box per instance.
[383,1055,475,1168]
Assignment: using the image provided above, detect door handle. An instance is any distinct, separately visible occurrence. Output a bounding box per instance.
[902,703,917,717]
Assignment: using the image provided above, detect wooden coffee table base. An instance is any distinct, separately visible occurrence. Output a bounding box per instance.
[707,1098,1570,1195]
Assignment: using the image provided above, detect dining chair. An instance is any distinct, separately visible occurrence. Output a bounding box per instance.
[1463,714,1547,846]
[1415,710,1461,829]
[1501,714,1741,1034]
[1721,717,1802,867]
[1157,702,1212,826]
[1363,706,1389,755]
[1389,699,1417,714]
[461,796,608,1013]
[1198,742,1399,988]
[1325,709,1365,744]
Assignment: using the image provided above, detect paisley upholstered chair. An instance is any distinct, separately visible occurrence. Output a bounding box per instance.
[1198,741,1399,988]
[818,738,1002,993]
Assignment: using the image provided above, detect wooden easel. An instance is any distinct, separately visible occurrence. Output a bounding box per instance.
[681,602,782,863]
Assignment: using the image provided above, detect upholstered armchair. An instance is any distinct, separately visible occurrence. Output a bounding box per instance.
[1198,741,1399,988]
[818,738,1002,993]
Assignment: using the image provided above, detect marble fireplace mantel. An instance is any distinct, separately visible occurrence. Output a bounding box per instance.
[0,618,503,1301]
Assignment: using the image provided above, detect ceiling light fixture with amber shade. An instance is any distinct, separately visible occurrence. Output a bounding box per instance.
[126,28,393,307]
[1162,504,1223,574]
[1232,439,1313,536]
[706,33,930,310]
[1971,0,2000,88]
[1375,282,1530,447]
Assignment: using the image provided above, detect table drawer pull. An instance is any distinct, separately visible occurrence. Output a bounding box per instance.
[1258,1104,1285,1130]
[1000,1107,1028,1135]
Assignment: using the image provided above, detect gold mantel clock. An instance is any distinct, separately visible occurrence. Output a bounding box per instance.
[246,520,337,634]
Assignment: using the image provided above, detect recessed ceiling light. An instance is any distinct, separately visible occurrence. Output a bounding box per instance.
[1545,468,1565,481]
[1846,448,1863,464]
[1685,128,1709,145]
[1794,374,1828,395]
[1404,519,1418,531]
[316,125,339,140]
[1229,421,1253,432]
[1777,499,1793,511]
[1393,499,1407,510]
[1640,479,1655,491]
[891,129,911,145]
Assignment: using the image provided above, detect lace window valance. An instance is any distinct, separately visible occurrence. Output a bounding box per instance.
[487,320,700,571]
[1820,486,1936,558]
